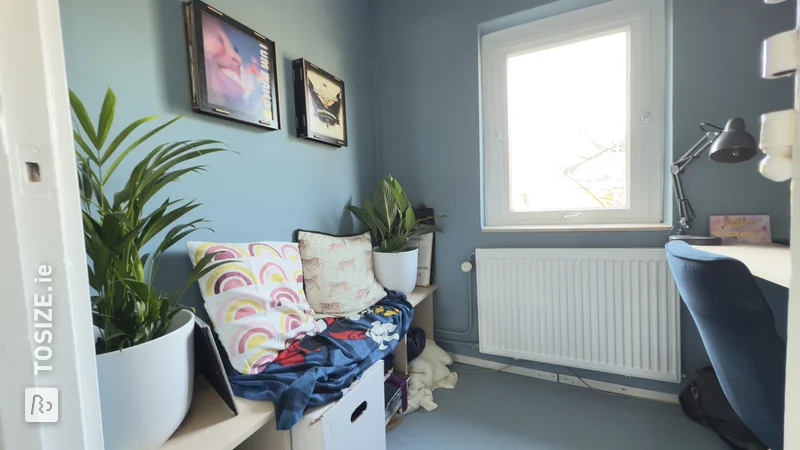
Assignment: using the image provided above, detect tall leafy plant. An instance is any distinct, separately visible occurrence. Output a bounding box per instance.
[346,175,442,252]
[72,88,230,355]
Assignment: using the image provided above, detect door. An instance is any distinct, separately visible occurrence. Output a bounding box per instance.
[762,1,800,448]
[0,0,104,448]
[787,0,800,438]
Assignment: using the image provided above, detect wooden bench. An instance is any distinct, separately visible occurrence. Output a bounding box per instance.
[160,284,438,450]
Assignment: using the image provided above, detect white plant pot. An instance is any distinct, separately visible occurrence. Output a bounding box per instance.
[96,309,195,450]
[373,248,419,294]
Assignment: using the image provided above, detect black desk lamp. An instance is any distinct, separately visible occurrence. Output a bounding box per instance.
[669,118,757,245]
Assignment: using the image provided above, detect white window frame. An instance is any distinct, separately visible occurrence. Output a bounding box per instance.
[481,0,666,230]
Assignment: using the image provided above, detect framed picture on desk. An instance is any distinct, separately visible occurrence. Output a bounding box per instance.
[710,215,772,244]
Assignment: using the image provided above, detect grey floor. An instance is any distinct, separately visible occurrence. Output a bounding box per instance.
[387,363,729,450]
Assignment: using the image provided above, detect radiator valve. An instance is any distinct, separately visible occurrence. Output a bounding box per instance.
[461,261,473,273]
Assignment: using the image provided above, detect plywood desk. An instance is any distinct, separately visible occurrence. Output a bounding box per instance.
[690,244,790,288]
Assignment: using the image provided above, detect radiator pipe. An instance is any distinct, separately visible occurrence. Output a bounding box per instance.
[433,251,477,339]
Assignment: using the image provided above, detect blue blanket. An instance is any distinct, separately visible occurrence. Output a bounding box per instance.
[229,290,413,430]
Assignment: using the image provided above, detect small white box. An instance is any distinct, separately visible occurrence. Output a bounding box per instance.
[291,361,386,450]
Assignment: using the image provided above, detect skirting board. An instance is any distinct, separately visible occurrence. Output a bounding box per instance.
[450,353,679,405]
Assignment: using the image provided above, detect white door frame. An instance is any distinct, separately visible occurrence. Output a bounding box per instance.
[2,1,800,449]
[0,0,104,448]
[786,2,800,448]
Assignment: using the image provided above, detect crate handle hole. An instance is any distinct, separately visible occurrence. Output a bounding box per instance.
[350,401,367,423]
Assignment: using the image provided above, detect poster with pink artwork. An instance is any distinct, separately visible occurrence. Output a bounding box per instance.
[709,215,772,244]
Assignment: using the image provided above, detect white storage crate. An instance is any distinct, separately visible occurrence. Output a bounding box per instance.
[290,360,386,450]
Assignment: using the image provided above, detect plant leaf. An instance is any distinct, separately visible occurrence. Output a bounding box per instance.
[185,259,230,290]
[145,147,226,186]
[139,201,201,246]
[364,198,389,238]
[380,236,408,253]
[390,176,409,212]
[100,115,160,164]
[103,115,182,184]
[408,224,443,238]
[346,205,380,240]
[95,88,116,149]
[74,131,100,165]
[373,178,397,228]
[154,139,223,166]
[78,164,94,201]
[69,90,98,148]
[152,219,207,259]
[404,207,416,233]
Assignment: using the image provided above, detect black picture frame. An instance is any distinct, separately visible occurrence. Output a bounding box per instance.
[292,59,348,147]
[183,0,280,130]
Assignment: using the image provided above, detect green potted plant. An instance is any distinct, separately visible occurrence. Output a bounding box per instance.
[346,175,442,294]
[73,88,230,450]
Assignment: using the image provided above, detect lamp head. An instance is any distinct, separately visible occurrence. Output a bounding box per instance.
[709,118,758,163]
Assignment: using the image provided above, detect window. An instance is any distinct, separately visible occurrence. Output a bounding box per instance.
[481,0,665,229]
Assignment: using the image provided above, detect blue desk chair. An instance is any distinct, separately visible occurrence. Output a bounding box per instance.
[665,241,786,450]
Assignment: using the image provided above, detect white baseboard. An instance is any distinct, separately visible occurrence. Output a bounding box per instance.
[450,353,679,405]
[451,353,559,382]
[556,374,680,404]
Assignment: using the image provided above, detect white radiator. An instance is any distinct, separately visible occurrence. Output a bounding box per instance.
[475,248,681,383]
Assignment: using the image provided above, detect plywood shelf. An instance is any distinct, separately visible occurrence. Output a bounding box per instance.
[160,376,277,450]
[161,284,439,449]
[406,284,438,308]
[393,284,438,374]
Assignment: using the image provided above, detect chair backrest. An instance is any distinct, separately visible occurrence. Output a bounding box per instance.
[665,241,786,450]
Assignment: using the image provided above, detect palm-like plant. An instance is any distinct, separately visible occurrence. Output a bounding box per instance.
[72,88,230,355]
[346,175,442,252]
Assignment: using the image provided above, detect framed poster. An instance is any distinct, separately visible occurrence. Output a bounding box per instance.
[184,0,281,130]
[292,58,348,147]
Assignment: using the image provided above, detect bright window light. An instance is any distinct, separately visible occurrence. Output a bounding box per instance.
[481,0,665,228]
[507,31,629,212]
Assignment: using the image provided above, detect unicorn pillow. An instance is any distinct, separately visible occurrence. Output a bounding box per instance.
[186,241,318,374]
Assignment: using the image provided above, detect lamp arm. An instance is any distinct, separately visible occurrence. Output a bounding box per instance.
[670,135,716,234]
[673,132,718,170]
[671,170,695,234]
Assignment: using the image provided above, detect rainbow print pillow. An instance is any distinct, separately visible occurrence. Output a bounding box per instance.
[296,230,386,317]
[186,240,318,374]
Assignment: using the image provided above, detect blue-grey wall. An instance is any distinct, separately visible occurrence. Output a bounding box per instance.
[370,0,793,392]
[60,0,793,393]
[59,0,375,317]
